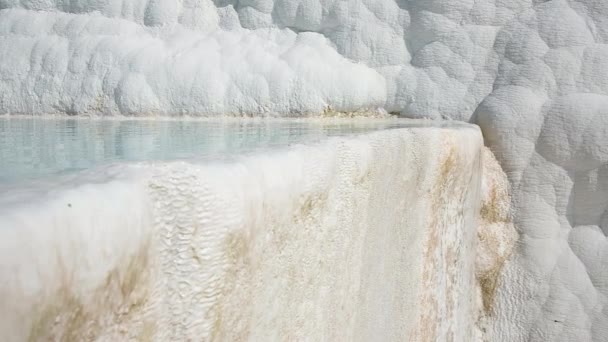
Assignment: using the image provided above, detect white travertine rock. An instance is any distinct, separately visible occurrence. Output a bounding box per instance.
[0,126,482,341]
[1,0,608,340]
[475,147,518,341]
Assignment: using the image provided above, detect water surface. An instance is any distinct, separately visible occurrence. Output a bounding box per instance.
[0,117,475,183]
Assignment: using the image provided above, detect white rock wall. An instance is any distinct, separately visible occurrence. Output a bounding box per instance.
[475,147,518,341]
[1,0,608,340]
[0,126,482,341]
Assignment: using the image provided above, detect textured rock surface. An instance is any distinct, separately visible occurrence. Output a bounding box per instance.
[0,126,482,341]
[475,147,518,341]
[1,0,608,340]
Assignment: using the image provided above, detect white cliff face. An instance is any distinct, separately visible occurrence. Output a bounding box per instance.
[0,125,483,341]
[1,0,608,340]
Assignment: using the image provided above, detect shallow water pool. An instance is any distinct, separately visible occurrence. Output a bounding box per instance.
[0,117,397,182]
[0,116,472,183]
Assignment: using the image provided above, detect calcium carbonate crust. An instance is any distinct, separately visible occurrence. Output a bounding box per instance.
[0,126,483,341]
[1,0,608,341]
[474,147,518,341]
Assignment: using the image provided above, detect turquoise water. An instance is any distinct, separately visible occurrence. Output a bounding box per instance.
[0,117,476,183]
[0,117,410,182]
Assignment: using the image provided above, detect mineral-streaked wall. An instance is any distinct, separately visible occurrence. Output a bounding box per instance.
[475,147,518,341]
[0,125,485,341]
[2,1,608,339]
